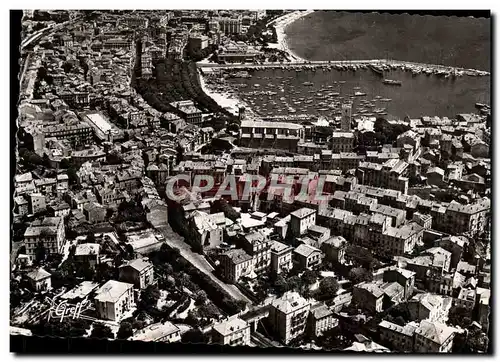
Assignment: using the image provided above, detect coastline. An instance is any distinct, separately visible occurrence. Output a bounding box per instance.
[270,10,315,63]
[196,11,316,118]
[198,69,255,118]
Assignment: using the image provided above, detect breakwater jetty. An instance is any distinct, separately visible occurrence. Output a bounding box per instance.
[198,59,489,78]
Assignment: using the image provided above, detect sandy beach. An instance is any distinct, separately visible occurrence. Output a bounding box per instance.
[196,11,316,118]
[268,10,315,62]
[198,69,255,117]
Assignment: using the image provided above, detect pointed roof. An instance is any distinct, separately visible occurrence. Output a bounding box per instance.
[27,267,51,281]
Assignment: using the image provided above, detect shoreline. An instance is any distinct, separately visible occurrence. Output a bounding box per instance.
[269,10,315,63]
[198,70,256,118]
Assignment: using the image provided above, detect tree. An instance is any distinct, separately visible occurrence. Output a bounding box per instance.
[86,231,96,243]
[286,275,303,292]
[198,303,220,319]
[195,290,207,306]
[448,305,472,328]
[273,275,288,295]
[140,285,161,307]
[467,328,489,353]
[224,299,247,314]
[301,270,319,285]
[116,322,133,340]
[318,277,339,297]
[131,319,146,331]
[181,329,207,344]
[348,267,373,285]
[65,227,77,240]
[90,323,114,339]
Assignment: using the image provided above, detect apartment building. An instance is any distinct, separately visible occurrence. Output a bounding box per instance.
[308,303,338,338]
[269,291,311,344]
[290,207,317,237]
[331,132,355,153]
[218,16,242,34]
[357,159,409,194]
[219,249,254,284]
[94,280,135,322]
[170,101,203,127]
[378,320,417,352]
[293,244,323,271]
[24,216,65,263]
[42,122,94,146]
[131,321,181,343]
[212,315,251,346]
[270,241,293,275]
[407,293,452,324]
[414,320,456,353]
[382,267,416,301]
[239,120,305,152]
[119,258,155,290]
[239,231,272,274]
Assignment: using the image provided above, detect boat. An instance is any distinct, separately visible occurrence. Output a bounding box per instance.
[354,91,367,96]
[369,64,384,76]
[383,79,402,86]
[475,102,488,109]
[303,81,314,86]
[353,86,361,90]
[380,98,392,102]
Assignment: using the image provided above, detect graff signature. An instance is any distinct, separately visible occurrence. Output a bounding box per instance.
[47,299,91,322]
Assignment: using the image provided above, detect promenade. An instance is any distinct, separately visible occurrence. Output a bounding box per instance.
[197,59,490,76]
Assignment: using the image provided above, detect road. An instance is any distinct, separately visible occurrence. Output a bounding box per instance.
[155,224,251,304]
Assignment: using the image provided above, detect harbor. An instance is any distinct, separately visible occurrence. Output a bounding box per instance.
[200,65,490,120]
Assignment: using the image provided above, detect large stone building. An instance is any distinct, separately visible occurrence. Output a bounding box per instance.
[94,280,135,322]
[268,291,311,344]
[239,120,305,152]
[24,216,65,263]
[119,258,155,290]
[212,315,251,346]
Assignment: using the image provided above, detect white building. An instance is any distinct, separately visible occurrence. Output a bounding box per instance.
[212,315,251,346]
[94,280,135,322]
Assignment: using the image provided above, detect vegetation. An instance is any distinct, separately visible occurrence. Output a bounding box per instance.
[148,243,245,315]
[185,44,217,62]
[31,318,90,338]
[90,323,114,339]
[181,329,208,344]
[116,321,134,340]
[212,198,240,222]
[448,305,472,328]
[348,267,373,285]
[356,118,410,149]
[134,58,236,121]
[314,277,340,300]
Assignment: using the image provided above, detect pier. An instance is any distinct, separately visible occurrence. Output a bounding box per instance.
[197,59,490,77]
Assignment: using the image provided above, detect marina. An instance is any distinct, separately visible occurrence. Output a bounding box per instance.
[202,66,490,120]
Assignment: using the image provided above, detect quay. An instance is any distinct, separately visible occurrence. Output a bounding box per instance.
[197,59,490,77]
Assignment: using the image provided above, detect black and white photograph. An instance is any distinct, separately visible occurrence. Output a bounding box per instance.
[9,8,492,354]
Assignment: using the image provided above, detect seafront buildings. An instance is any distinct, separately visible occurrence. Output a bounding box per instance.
[11,10,491,354]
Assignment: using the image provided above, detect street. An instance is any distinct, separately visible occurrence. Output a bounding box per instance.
[156,225,252,304]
